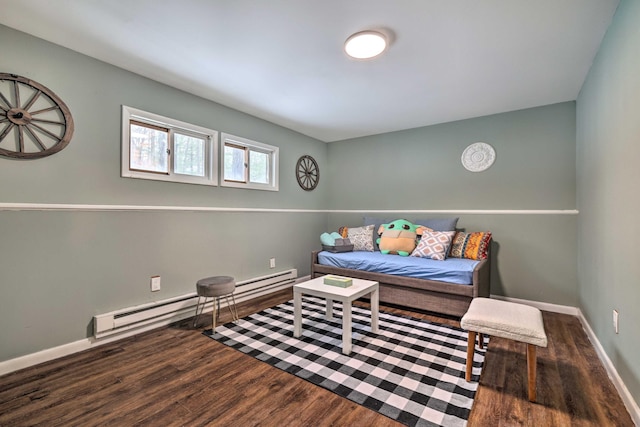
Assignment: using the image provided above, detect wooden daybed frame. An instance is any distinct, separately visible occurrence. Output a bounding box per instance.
[311,250,491,318]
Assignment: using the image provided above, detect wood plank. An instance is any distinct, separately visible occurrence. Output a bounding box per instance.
[0,290,634,427]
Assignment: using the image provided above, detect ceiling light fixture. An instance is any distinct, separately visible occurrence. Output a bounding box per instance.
[344,31,388,60]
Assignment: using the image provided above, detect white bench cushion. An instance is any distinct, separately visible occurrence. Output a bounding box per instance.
[461,298,547,347]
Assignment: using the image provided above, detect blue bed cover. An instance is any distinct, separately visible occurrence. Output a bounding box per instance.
[317,251,479,285]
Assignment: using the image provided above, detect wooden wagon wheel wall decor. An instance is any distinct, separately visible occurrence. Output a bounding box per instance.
[295,155,319,191]
[0,73,74,159]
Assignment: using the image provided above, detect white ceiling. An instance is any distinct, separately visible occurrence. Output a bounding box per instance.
[0,0,619,142]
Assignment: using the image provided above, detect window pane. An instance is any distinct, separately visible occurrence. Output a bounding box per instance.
[174,133,205,177]
[249,150,269,184]
[130,122,168,173]
[224,144,246,182]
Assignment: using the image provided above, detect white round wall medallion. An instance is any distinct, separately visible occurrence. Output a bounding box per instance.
[461,142,496,172]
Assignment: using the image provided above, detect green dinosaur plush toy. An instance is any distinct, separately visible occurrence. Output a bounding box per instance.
[377,219,430,256]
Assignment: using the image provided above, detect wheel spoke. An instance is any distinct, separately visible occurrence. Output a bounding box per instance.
[23,89,42,111]
[0,117,9,124]
[30,105,60,115]
[18,126,24,153]
[0,123,15,141]
[13,81,20,109]
[0,91,12,110]
[24,125,48,151]
[29,122,62,142]
[30,118,65,126]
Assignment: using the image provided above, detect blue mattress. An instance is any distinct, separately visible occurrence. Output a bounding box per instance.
[317,251,479,285]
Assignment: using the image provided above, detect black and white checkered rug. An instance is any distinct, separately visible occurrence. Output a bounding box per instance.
[204,297,487,427]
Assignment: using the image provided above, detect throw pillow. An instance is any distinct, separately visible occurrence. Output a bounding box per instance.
[347,225,375,252]
[449,231,492,260]
[364,216,459,251]
[410,231,456,261]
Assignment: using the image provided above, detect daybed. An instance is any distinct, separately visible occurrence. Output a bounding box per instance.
[311,250,490,317]
[311,218,491,317]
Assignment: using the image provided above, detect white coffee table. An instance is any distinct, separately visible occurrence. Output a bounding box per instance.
[293,276,379,355]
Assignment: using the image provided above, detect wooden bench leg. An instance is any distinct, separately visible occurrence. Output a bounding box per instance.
[465,331,476,381]
[527,343,537,402]
[478,333,485,349]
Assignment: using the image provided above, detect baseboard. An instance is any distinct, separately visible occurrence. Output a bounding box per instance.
[0,282,296,377]
[490,294,639,424]
[4,286,638,425]
[577,309,640,425]
[489,294,579,316]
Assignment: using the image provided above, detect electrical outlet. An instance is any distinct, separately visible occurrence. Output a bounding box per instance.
[613,309,619,334]
[151,276,161,292]
[269,258,276,269]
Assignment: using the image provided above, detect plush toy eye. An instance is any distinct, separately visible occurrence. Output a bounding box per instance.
[388,224,395,229]
[403,224,410,230]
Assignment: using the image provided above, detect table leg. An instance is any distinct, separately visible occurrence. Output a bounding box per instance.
[527,343,537,402]
[293,290,302,338]
[370,286,379,333]
[342,300,352,355]
[326,298,334,320]
[212,297,218,332]
[466,331,476,382]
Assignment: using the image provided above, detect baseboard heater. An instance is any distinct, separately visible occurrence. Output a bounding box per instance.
[93,268,297,339]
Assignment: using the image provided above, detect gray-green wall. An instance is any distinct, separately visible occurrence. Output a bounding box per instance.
[326,103,578,305]
[2,11,638,414]
[577,0,640,405]
[0,24,328,361]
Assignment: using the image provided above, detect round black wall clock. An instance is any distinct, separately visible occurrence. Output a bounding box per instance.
[0,73,74,159]
[295,155,319,191]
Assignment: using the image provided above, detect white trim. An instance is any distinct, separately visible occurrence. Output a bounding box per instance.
[0,203,325,213]
[489,294,579,316]
[121,105,219,187]
[221,132,279,192]
[0,203,578,215]
[94,269,297,338]
[577,310,640,425]
[490,294,639,423]
[328,209,579,215]
[0,335,103,377]
[2,289,638,424]
[0,281,295,377]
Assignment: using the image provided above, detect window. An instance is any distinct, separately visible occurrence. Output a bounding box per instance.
[122,106,218,186]
[221,133,279,191]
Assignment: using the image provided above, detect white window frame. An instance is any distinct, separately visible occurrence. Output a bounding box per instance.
[221,133,279,191]
[121,105,218,186]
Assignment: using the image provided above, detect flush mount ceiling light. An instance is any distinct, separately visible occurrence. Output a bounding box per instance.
[344,31,388,59]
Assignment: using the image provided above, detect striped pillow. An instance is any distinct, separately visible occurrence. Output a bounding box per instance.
[449,231,492,260]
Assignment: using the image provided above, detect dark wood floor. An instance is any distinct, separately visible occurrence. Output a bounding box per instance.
[0,289,634,426]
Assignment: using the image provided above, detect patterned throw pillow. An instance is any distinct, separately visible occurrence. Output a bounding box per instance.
[347,225,375,252]
[449,231,492,260]
[410,231,456,261]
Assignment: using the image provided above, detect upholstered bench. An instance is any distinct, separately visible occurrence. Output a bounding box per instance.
[460,297,548,402]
